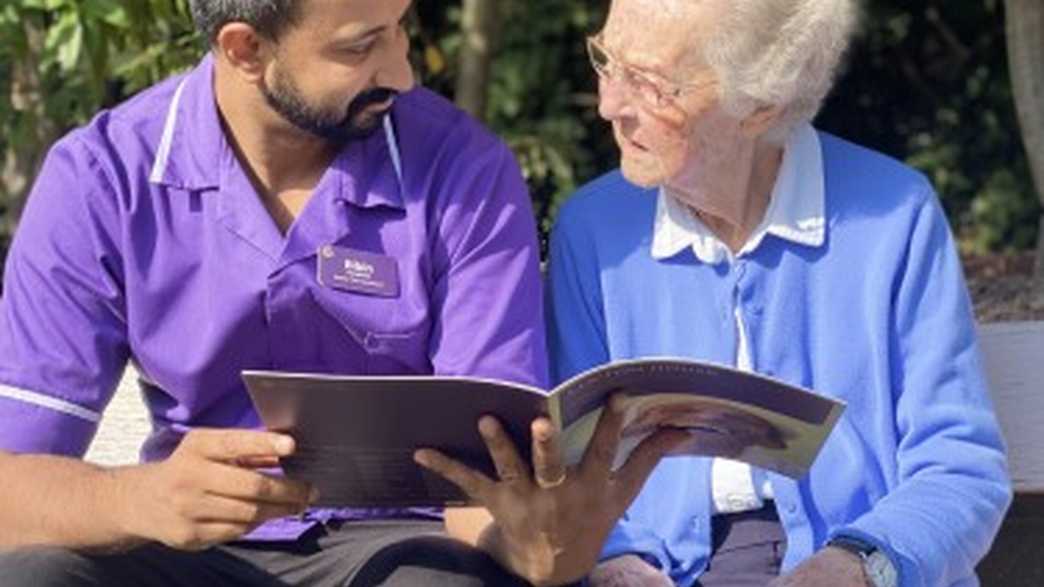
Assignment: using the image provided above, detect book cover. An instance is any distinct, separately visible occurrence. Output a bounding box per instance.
[243,358,844,507]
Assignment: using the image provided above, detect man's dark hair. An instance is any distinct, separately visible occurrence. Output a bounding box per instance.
[188,0,302,44]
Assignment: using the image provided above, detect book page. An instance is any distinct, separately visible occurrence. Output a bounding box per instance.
[555,359,844,479]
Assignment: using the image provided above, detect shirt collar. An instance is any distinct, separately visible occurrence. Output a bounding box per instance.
[147,54,223,191]
[651,122,826,264]
[148,54,404,210]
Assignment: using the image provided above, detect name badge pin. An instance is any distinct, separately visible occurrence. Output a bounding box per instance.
[316,245,400,298]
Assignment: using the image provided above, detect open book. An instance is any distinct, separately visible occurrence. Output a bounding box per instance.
[243,358,845,507]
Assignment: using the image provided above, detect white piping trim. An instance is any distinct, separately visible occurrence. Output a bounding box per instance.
[0,384,101,423]
[383,115,404,187]
[149,79,189,184]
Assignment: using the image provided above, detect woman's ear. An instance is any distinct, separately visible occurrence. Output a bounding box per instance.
[740,104,784,138]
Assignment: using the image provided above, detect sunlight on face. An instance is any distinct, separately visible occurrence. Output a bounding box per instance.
[597,0,734,187]
[260,0,415,143]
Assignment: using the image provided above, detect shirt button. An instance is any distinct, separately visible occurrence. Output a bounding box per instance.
[728,496,750,511]
[691,517,701,530]
[364,335,381,351]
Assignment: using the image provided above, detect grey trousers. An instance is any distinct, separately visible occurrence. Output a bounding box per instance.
[698,505,787,587]
[0,519,532,587]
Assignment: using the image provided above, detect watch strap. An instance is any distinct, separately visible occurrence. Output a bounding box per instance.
[827,536,898,587]
[828,535,875,557]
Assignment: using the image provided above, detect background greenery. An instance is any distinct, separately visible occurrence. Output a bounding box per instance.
[0,0,1039,275]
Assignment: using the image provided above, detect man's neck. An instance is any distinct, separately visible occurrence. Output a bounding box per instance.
[213,63,337,232]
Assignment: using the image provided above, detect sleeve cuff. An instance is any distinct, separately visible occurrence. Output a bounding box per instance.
[831,527,923,587]
[599,522,672,575]
[0,394,98,457]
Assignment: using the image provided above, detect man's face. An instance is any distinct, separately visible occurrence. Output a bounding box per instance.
[596,0,728,187]
[260,0,415,144]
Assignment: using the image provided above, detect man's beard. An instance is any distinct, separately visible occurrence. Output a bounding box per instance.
[261,65,399,144]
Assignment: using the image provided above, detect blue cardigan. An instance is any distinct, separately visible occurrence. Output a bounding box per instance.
[546,132,1011,587]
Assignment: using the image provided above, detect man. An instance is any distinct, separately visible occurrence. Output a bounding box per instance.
[0,1,548,585]
[422,0,1012,586]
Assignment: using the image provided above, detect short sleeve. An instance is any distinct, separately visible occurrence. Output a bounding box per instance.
[427,133,548,389]
[0,134,130,456]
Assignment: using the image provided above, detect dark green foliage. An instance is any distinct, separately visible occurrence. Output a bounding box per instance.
[0,0,1038,268]
[0,0,200,137]
[412,2,612,255]
[420,0,1040,254]
[818,0,1039,252]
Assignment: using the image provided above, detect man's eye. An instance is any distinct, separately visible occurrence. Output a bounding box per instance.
[343,42,376,56]
[399,9,416,31]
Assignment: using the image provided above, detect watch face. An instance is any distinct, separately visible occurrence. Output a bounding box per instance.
[864,551,898,587]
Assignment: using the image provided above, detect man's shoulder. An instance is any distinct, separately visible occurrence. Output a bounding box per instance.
[388,86,517,172]
[53,68,192,171]
[392,86,504,155]
[105,71,190,133]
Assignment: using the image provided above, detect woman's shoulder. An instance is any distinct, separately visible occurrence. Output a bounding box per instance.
[817,132,950,263]
[556,170,658,235]
[818,131,935,210]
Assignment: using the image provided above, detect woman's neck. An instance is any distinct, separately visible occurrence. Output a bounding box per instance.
[667,138,783,254]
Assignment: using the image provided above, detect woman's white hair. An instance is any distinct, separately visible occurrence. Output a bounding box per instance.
[703,0,861,142]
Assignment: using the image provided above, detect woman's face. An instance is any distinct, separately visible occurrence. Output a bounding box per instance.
[596,0,738,187]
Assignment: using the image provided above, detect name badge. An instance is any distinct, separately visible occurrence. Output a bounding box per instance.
[317,245,400,298]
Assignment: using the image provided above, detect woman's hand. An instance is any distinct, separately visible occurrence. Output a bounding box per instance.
[588,555,674,587]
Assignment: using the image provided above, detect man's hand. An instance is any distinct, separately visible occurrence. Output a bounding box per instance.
[414,395,691,586]
[588,554,673,587]
[768,546,869,587]
[113,429,317,551]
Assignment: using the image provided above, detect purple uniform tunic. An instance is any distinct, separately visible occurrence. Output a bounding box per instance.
[0,56,547,539]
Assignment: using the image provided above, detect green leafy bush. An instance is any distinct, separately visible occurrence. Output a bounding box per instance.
[0,0,1039,265]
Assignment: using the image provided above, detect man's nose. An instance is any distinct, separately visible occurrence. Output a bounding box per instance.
[376,31,416,93]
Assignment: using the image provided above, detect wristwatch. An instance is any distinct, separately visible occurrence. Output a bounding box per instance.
[827,536,898,587]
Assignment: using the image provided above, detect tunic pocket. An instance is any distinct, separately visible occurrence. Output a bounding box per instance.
[307,287,431,375]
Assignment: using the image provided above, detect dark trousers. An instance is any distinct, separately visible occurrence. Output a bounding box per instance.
[0,520,530,587]
[697,505,787,587]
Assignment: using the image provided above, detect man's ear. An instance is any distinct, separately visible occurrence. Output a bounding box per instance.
[215,23,272,84]
[740,104,784,138]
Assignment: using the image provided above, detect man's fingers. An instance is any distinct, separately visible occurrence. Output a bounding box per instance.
[531,418,566,489]
[234,455,282,469]
[611,428,692,508]
[579,394,628,480]
[477,416,530,485]
[202,462,317,506]
[196,494,308,525]
[180,429,295,462]
[414,449,493,502]
[168,522,253,551]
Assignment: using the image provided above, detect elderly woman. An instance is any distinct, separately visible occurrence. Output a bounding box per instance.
[419,0,1011,586]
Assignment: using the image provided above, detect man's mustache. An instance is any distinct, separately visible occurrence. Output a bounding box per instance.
[347,88,400,120]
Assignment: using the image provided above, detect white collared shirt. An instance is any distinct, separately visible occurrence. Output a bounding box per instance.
[650,123,826,514]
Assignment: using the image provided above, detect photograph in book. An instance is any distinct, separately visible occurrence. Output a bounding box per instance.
[243,358,845,507]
